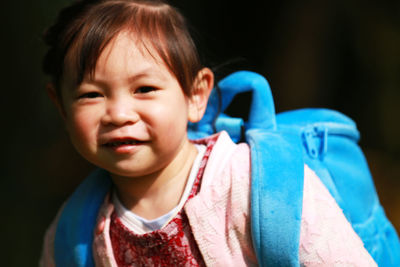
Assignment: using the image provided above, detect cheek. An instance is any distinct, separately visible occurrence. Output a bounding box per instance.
[66,111,98,147]
[161,99,188,126]
[144,99,188,140]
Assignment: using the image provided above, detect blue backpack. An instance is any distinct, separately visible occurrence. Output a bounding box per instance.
[189,70,400,266]
[53,71,400,266]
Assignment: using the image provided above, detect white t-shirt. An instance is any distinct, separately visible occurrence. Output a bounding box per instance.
[112,144,207,234]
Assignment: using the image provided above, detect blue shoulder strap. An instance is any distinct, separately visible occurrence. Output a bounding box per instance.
[54,169,111,267]
[247,129,304,266]
[192,71,305,266]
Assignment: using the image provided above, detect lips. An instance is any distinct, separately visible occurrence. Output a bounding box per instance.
[101,137,146,153]
[103,139,142,147]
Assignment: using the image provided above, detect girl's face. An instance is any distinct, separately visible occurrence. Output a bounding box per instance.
[58,31,211,179]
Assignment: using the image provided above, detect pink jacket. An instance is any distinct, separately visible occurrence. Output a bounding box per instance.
[41,131,376,266]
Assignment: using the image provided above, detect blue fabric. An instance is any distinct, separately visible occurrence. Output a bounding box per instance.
[54,169,111,267]
[247,129,304,266]
[276,108,400,266]
[277,109,400,266]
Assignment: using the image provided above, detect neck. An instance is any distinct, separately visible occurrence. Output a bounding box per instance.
[111,139,198,220]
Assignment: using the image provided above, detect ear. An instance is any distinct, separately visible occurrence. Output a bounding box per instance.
[46,82,66,120]
[188,68,214,123]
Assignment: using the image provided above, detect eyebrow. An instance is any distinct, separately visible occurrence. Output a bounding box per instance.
[127,70,160,83]
[126,67,170,84]
[80,67,167,89]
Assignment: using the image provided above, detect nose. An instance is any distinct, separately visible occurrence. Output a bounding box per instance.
[101,97,139,126]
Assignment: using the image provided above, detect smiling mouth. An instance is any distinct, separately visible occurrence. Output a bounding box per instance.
[103,139,144,147]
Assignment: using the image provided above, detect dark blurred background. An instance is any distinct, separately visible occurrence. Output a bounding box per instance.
[1,0,399,265]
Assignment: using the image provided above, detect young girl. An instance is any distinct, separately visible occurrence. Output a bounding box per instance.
[41,0,377,266]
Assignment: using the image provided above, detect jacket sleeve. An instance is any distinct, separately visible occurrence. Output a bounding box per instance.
[299,165,377,266]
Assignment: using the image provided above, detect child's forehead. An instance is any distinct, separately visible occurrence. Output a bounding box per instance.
[97,31,169,71]
[104,30,164,61]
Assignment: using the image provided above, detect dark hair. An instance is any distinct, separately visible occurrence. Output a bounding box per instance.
[42,0,203,97]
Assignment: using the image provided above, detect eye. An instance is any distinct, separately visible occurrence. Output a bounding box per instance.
[78,92,103,99]
[135,86,156,94]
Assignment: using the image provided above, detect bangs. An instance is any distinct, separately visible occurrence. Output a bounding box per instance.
[62,0,201,96]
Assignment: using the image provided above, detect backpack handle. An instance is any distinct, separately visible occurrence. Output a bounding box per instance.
[188,71,276,140]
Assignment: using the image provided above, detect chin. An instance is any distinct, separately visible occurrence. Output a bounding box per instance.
[106,165,151,179]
